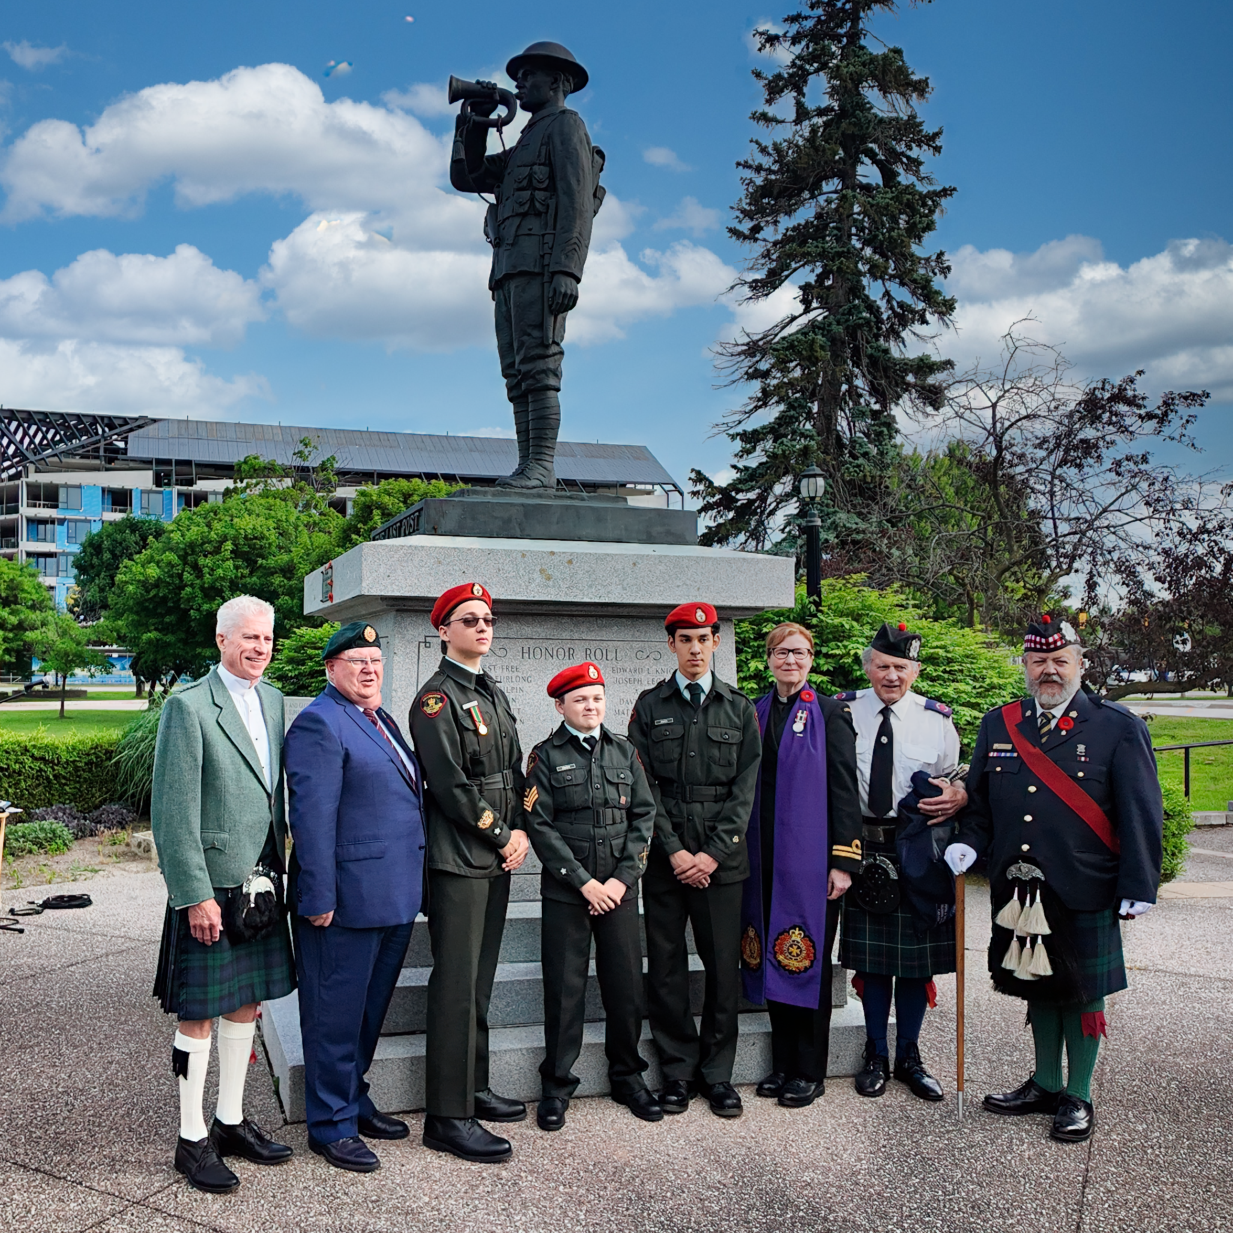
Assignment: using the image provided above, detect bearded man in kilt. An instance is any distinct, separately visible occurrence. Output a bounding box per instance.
[946,616,1163,1143]
[151,596,296,1193]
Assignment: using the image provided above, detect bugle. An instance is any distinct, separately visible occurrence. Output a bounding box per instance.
[447,76,517,129]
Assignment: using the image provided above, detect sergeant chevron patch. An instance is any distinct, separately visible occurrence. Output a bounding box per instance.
[523,786,539,812]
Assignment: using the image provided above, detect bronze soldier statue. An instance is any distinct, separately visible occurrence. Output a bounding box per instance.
[450,42,604,490]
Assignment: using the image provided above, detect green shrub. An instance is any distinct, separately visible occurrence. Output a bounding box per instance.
[0,732,122,812]
[5,819,74,857]
[112,695,167,812]
[265,623,338,697]
[736,578,1023,749]
[1159,779,1194,885]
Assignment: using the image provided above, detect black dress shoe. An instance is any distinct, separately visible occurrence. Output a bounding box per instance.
[175,1136,239,1194]
[657,1079,696,1115]
[308,1135,380,1173]
[778,1077,824,1108]
[983,1076,1063,1117]
[854,1040,889,1098]
[701,1081,743,1118]
[1050,1093,1095,1143]
[422,1115,512,1163]
[756,1071,787,1098]
[209,1117,293,1165]
[537,1097,568,1132]
[892,1042,944,1102]
[358,1109,410,1140]
[614,1088,664,1122]
[473,1088,528,1123]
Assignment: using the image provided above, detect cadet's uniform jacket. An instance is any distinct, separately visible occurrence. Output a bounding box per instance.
[451,104,600,291]
[957,687,1163,910]
[410,656,526,878]
[628,674,761,883]
[522,723,656,905]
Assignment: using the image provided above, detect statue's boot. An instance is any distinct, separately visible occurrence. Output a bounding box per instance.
[496,390,558,489]
[506,396,530,478]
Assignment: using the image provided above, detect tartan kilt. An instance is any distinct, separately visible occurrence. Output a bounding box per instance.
[839,897,957,978]
[152,892,296,1021]
[988,904,1126,1004]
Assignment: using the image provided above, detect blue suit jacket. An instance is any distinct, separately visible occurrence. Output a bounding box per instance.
[286,684,425,929]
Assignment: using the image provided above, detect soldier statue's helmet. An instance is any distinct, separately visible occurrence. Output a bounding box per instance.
[871,621,922,662]
[505,41,589,93]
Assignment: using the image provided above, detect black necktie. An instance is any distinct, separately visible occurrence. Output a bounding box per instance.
[687,682,704,710]
[582,735,597,753]
[867,705,895,817]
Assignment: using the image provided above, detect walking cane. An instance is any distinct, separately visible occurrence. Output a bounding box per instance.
[955,870,965,1120]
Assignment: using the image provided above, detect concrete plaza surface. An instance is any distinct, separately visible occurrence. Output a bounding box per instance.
[2,838,1231,1233]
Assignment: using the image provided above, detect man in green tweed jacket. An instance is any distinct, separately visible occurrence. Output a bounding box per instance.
[151,595,296,1194]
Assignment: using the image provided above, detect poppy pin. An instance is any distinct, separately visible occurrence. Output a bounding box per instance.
[1057,716,1074,731]
[800,689,815,702]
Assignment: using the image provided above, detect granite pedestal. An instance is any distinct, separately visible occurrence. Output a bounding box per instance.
[262,511,876,1122]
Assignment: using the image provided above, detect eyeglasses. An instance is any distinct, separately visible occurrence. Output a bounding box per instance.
[769,648,813,661]
[338,656,383,668]
[445,615,497,629]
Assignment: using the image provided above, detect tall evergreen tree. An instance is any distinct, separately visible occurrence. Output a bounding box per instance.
[693,0,955,549]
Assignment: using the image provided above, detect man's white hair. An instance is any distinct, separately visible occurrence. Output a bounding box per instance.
[862,646,921,671]
[216,595,275,637]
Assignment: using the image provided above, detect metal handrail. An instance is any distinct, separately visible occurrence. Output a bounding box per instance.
[1152,739,1233,799]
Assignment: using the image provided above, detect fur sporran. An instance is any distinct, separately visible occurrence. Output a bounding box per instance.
[223,865,284,944]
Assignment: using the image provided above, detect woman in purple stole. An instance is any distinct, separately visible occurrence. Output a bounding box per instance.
[740,623,863,1108]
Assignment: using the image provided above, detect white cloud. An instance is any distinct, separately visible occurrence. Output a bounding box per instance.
[643,146,692,173]
[468,425,516,439]
[383,82,453,117]
[654,196,722,236]
[949,236,1233,397]
[4,41,68,71]
[0,244,265,347]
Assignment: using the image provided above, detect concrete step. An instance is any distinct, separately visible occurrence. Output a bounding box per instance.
[403,900,697,968]
[261,991,876,1124]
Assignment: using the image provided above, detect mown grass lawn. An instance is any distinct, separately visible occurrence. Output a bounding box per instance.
[1145,717,1233,812]
[0,709,136,738]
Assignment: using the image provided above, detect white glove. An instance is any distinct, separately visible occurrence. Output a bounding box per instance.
[944,843,977,875]
[1119,899,1153,917]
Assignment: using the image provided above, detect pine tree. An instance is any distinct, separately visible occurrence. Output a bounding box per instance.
[693,0,956,550]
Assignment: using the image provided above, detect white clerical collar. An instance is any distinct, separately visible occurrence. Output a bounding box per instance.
[216,663,261,695]
[565,723,601,743]
[675,669,713,699]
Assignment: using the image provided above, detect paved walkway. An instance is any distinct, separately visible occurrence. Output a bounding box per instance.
[2,848,1230,1233]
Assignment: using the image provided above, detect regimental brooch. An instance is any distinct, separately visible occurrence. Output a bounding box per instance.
[792,709,808,734]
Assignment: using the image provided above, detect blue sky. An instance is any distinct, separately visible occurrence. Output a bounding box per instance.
[1,0,1230,493]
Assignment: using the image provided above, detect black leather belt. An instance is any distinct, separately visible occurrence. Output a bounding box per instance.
[471,770,515,791]
[656,781,729,803]
[862,820,897,845]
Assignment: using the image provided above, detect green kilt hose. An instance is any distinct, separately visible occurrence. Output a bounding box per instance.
[840,898,956,979]
[153,893,295,1022]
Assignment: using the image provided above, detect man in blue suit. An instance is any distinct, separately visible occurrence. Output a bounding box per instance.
[285,621,426,1173]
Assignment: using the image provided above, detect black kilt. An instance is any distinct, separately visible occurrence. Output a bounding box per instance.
[839,897,957,978]
[153,891,296,1021]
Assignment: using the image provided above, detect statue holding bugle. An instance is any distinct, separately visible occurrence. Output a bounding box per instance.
[449,43,605,490]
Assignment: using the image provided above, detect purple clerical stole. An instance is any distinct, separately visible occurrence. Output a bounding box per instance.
[740,687,829,1010]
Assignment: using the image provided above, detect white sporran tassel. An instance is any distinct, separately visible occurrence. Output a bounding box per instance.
[1015,937,1040,980]
[1020,891,1051,936]
[1029,938,1054,977]
[994,889,1022,932]
[1001,936,1022,971]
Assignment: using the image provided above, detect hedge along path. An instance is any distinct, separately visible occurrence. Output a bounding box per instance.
[0,732,123,813]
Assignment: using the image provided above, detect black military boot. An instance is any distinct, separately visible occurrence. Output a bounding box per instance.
[209,1116,293,1164]
[422,1115,513,1163]
[1050,1093,1095,1143]
[175,1136,240,1194]
[892,1042,944,1101]
[755,1071,787,1098]
[473,1088,527,1123]
[506,395,530,479]
[497,390,558,489]
[854,1040,889,1098]
[983,1076,1062,1116]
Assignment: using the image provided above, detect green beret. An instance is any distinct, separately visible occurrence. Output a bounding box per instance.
[321,621,382,660]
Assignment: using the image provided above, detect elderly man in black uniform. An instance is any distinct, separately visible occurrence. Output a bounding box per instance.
[522,661,660,1132]
[409,583,530,1163]
[946,616,1163,1143]
[628,602,761,1118]
[450,42,602,489]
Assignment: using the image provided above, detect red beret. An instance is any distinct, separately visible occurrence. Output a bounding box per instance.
[547,661,605,698]
[665,602,718,631]
[431,582,492,629]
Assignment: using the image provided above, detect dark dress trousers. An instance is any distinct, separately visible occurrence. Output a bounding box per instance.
[759,691,862,1081]
[522,723,656,1099]
[409,656,525,1119]
[285,684,425,1144]
[628,674,761,1085]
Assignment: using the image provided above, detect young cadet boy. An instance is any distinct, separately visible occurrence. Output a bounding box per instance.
[522,661,662,1132]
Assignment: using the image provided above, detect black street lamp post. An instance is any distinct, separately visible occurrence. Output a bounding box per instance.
[798,466,825,599]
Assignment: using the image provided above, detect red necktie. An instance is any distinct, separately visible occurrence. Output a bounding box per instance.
[363,708,413,784]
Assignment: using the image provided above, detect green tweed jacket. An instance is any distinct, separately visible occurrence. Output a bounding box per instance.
[150,668,286,910]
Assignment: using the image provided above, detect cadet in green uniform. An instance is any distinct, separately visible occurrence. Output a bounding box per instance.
[522,661,661,1132]
[409,582,529,1164]
[628,602,761,1118]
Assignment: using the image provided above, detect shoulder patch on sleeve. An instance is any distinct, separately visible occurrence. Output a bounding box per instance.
[924,698,953,717]
[525,749,540,774]
[419,691,445,718]
[834,691,858,702]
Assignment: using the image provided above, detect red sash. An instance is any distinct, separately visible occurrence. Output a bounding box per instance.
[999,702,1120,854]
